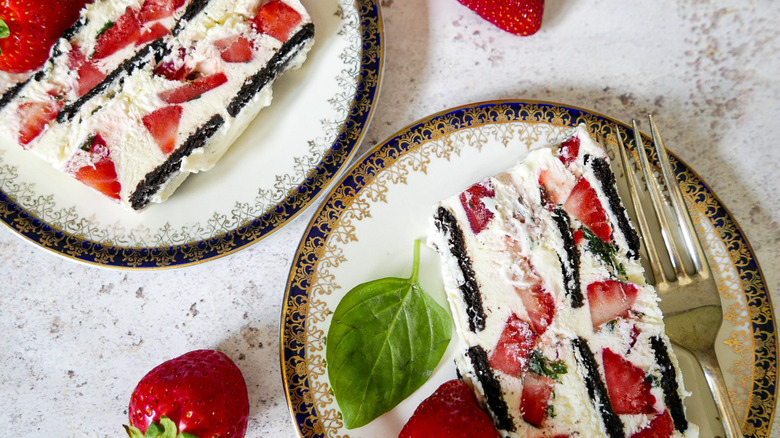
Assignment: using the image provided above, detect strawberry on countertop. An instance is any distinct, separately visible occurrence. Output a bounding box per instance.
[456,0,544,36]
[0,0,90,73]
[399,379,500,438]
[125,349,249,438]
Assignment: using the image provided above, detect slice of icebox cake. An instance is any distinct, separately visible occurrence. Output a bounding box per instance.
[0,0,314,210]
[427,124,699,438]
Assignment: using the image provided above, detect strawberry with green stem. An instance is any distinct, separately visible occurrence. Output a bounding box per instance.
[125,349,249,438]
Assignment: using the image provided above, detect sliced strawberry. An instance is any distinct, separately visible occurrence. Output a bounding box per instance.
[587,279,638,328]
[138,0,185,23]
[520,283,555,335]
[153,48,191,81]
[563,177,612,242]
[158,72,227,104]
[489,314,538,377]
[506,249,555,335]
[74,135,121,200]
[17,99,64,146]
[538,168,575,208]
[251,0,302,42]
[77,62,106,97]
[631,410,675,438]
[459,180,495,234]
[521,371,555,427]
[92,7,142,60]
[68,45,107,97]
[558,136,580,165]
[602,348,656,415]
[214,35,254,63]
[457,0,544,37]
[136,22,170,45]
[142,105,182,155]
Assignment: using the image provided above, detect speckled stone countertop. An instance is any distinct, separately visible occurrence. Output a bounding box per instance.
[1,1,778,437]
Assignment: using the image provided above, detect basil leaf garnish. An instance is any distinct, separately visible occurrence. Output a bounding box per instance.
[326,240,452,429]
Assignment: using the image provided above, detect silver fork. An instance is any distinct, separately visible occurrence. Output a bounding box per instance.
[615,116,743,437]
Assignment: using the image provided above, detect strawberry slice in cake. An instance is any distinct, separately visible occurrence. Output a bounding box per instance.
[0,0,314,210]
[428,125,698,437]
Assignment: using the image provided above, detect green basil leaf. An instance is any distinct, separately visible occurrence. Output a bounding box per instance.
[326,240,452,429]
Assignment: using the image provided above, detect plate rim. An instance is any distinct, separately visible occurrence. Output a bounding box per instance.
[0,0,384,270]
[280,99,777,437]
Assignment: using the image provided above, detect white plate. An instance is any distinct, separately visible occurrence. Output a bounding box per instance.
[281,101,776,437]
[0,0,382,268]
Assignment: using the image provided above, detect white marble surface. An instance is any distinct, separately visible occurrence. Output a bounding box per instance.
[1,0,778,437]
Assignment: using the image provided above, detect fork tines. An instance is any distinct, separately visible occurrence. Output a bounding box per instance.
[615,116,711,288]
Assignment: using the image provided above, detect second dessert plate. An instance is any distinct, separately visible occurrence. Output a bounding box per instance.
[0,0,382,268]
[281,100,776,437]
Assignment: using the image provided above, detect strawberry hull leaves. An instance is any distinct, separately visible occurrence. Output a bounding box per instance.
[326,240,452,429]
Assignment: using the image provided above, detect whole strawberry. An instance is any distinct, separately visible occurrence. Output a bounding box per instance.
[399,379,500,438]
[0,0,90,73]
[457,0,544,36]
[125,350,250,438]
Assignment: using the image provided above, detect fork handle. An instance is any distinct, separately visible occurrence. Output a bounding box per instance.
[694,347,744,437]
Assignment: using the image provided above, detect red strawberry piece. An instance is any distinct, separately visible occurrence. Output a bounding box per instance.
[92,7,142,60]
[587,279,638,328]
[573,229,584,245]
[505,249,555,335]
[563,177,612,242]
[153,48,191,81]
[538,168,574,208]
[251,0,302,42]
[138,0,185,23]
[71,47,106,97]
[126,349,249,438]
[214,35,254,63]
[489,313,538,377]
[136,22,170,45]
[459,180,495,234]
[158,72,228,104]
[557,136,580,165]
[68,45,106,97]
[0,0,88,73]
[602,348,656,415]
[520,371,555,427]
[17,99,64,146]
[73,133,121,199]
[76,61,106,96]
[399,379,500,438]
[631,410,675,438]
[142,105,182,154]
[456,0,544,36]
[75,156,121,199]
[519,283,555,335]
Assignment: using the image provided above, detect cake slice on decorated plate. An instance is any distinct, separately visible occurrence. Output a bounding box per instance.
[428,125,698,437]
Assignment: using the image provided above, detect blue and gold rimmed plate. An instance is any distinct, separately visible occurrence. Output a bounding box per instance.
[281,101,776,437]
[0,0,382,269]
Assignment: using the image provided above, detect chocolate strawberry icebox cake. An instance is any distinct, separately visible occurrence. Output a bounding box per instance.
[0,0,314,210]
[427,125,699,437]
